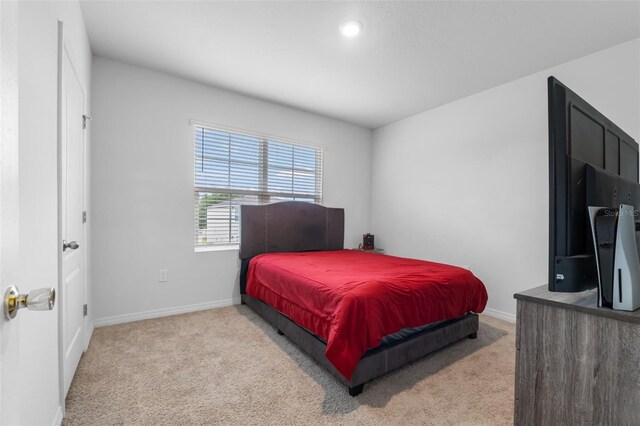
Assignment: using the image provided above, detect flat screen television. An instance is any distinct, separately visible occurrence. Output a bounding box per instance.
[548,76,639,292]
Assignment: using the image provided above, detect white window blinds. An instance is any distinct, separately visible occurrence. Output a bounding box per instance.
[194,125,323,248]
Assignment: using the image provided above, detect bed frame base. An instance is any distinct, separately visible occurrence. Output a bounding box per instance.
[241,293,479,396]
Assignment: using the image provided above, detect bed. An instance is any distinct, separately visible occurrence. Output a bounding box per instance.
[239,201,487,396]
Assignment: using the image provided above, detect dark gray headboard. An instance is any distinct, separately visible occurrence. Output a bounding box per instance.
[239,202,344,259]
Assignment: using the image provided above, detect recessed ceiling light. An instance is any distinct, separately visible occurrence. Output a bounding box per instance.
[340,21,361,38]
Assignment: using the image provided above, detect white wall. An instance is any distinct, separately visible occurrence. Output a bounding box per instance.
[91,57,372,325]
[17,1,92,424]
[371,38,640,321]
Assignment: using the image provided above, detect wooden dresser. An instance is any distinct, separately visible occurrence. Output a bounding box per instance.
[514,285,640,425]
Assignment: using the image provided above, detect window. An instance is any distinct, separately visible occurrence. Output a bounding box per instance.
[194,125,323,248]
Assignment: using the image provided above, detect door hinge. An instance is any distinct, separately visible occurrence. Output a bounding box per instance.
[82,210,87,224]
[82,114,92,130]
[83,304,88,317]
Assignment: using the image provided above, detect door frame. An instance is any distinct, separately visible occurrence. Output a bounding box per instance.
[0,1,21,422]
[1,0,4,412]
[57,20,89,411]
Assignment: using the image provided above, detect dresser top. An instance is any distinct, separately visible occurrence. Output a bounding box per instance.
[514,285,640,324]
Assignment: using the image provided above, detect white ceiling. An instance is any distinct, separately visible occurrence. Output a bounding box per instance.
[80,1,640,129]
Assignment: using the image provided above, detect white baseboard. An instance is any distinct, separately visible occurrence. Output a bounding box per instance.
[52,405,63,426]
[482,307,516,324]
[84,319,95,351]
[94,297,241,327]
[94,297,516,328]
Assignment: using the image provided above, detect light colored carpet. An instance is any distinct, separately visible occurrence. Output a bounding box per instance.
[64,305,515,425]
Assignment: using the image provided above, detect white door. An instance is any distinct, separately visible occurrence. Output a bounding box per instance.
[61,43,86,397]
[0,2,23,424]
[0,2,60,424]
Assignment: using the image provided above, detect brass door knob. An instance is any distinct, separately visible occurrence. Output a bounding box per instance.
[4,286,56,320]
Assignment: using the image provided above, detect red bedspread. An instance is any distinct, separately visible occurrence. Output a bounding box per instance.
[246,250,487,380]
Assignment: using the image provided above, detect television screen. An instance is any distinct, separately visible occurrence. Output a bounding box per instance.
[548,76,639,292]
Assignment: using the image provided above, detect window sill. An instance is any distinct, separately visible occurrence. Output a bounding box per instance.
[194,245,239,253]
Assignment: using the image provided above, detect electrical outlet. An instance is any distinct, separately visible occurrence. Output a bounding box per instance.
[158,269,168,283]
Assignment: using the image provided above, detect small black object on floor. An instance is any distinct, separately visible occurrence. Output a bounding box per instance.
[349,384,364,397]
